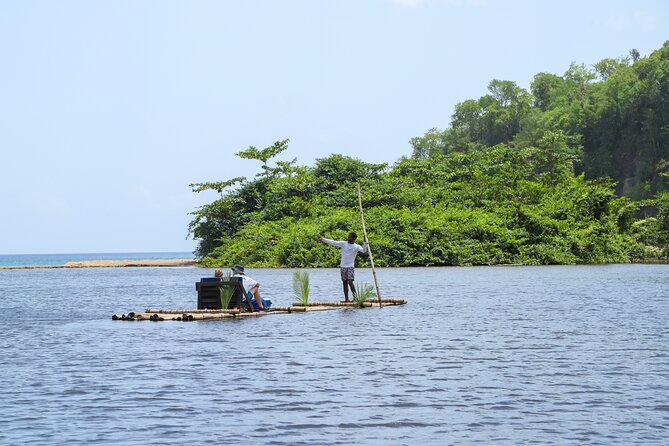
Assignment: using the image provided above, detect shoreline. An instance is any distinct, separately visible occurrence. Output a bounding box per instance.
[0,259,198,270]
[2,259,667,270]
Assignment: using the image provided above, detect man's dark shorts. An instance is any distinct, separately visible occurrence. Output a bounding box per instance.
[340,267,355,281]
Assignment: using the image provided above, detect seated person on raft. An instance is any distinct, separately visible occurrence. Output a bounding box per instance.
[231,265,269,311]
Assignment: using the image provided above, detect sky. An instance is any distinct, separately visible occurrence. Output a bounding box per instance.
[1,0,667,255]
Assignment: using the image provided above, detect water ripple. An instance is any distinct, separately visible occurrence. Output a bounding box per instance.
[0,265,668,445]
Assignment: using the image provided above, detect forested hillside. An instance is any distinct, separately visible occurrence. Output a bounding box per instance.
[410,42,669,199]
[189,43,669,267]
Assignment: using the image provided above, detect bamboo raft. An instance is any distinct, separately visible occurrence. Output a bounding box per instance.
[112,299,407,322]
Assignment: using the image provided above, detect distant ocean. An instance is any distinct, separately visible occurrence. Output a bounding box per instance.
[0,252,194,267]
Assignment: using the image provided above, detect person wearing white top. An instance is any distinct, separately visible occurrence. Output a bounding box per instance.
[231,264,266,310]
[319,232,368,301]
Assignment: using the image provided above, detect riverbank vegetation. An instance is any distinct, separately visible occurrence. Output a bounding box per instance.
[189,43,669,267]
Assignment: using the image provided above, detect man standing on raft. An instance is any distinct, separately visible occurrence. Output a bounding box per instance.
[319,232,368,301]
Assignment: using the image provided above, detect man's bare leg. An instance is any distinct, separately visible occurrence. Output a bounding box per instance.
[348,281,356,300]
[342,281,349,301]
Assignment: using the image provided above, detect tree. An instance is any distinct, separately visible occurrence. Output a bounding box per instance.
[189,43,669,265]
[530,73,564,111]
[190,141,646,266]
[189,177,245,197]
[593,57,629,81]
[630,48,641,63]
[236,139,290,176]
[410,128,447,158]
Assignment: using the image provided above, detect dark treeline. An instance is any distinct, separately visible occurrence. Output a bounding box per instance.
[189,43,669,267]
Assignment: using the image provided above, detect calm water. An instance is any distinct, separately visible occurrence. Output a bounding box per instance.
[0,252,193,267]
[0,265,667,445]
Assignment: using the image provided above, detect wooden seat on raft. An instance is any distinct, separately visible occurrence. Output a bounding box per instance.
[195,278,255,312]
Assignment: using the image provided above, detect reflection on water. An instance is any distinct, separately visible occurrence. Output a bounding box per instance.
[0,265,667,445]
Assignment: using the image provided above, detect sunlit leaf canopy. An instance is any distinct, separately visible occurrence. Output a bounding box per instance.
[190,43,669,266]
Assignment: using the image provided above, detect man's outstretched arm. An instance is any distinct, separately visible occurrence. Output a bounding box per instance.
[320,238,345,247]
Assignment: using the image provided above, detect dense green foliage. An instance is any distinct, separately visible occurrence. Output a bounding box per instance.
[189,43,669,267]
[189,136,661,267]
[411,42,669,199]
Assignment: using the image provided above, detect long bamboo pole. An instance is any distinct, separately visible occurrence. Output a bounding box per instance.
[357,184,382,308]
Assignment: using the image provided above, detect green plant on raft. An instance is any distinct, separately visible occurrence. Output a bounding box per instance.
[353,282,376,307]
[292,270,310,304]
[219,272,235,309]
